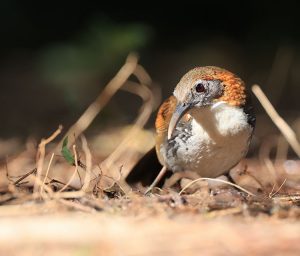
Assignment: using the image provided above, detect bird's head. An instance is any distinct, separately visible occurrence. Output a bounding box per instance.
[168,66,247,139]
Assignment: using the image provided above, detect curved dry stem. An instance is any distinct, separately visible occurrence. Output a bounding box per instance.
[34,125,62,195]
[55,54,139,151]
[40,153,55,196]
[100,80,154,173]
[252,84,300,157]
[269,178,287,198]
[81,135,92,192]
[178,177,256,196]
[31,175,54,199]
[134,64,152,86]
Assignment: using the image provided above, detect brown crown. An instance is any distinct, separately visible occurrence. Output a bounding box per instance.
[179,66,247,107]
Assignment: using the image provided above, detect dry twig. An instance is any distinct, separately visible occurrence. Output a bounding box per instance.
[81,135,92,192]
[100,80,154,176]
[269,178,287,198]
[252,84,300,157]
[34,125,63,195]
[41,153,55,196]
[178,177,256,196]
[55,54,139,151]
[13,168,37,186]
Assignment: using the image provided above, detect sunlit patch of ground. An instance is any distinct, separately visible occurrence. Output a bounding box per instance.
[0,192,300,255]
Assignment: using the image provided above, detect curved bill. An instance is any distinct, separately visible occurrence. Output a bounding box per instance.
[167,103,192,140]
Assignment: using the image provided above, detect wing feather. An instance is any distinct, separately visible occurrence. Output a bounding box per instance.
[155,96,177,165]
[155,95,177,134]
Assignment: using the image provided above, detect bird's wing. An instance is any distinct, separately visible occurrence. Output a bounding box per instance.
[155,96,178,165]
[155,95,177,134]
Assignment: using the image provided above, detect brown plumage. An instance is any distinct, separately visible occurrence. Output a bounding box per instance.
[155,95,177,164]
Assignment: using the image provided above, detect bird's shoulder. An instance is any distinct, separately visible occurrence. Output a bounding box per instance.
[155,95,177,134]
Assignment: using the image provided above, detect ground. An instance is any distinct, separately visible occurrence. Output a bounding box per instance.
[1,183,300,255]
[0,126,300,255]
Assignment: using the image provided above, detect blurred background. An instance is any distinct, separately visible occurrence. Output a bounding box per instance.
[0,1,299,157]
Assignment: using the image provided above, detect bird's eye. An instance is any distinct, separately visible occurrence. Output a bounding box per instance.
[195,83,205,93]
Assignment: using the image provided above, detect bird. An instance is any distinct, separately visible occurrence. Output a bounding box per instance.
[126,66,255,193]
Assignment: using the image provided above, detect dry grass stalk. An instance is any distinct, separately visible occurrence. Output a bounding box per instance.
[99,61,154,177]
[51,137,94,199]
[81,135,92,192]
[40,152,54,196]
[252,84,300,157]
[13,168,37,186]
[269,178,287,198]
[101,80,154,174]
[55,54,139,151]
[30,175,54,199]
[34,125,62,196]
[178,177,256,196]
[134,64,152,85]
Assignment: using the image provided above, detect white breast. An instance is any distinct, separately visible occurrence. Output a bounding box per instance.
[161,103,253,177]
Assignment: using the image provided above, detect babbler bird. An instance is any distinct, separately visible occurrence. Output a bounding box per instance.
[126,66,255,192]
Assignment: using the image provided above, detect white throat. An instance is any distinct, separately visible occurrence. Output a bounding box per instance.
[190,102,250,141]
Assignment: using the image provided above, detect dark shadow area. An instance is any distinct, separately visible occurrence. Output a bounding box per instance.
[0,1,299,141]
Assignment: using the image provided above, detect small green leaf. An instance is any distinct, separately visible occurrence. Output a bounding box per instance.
[61,136,75,165]
[62,136,68,148]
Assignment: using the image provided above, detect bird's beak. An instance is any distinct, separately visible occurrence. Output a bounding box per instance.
[168,103,192,140]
